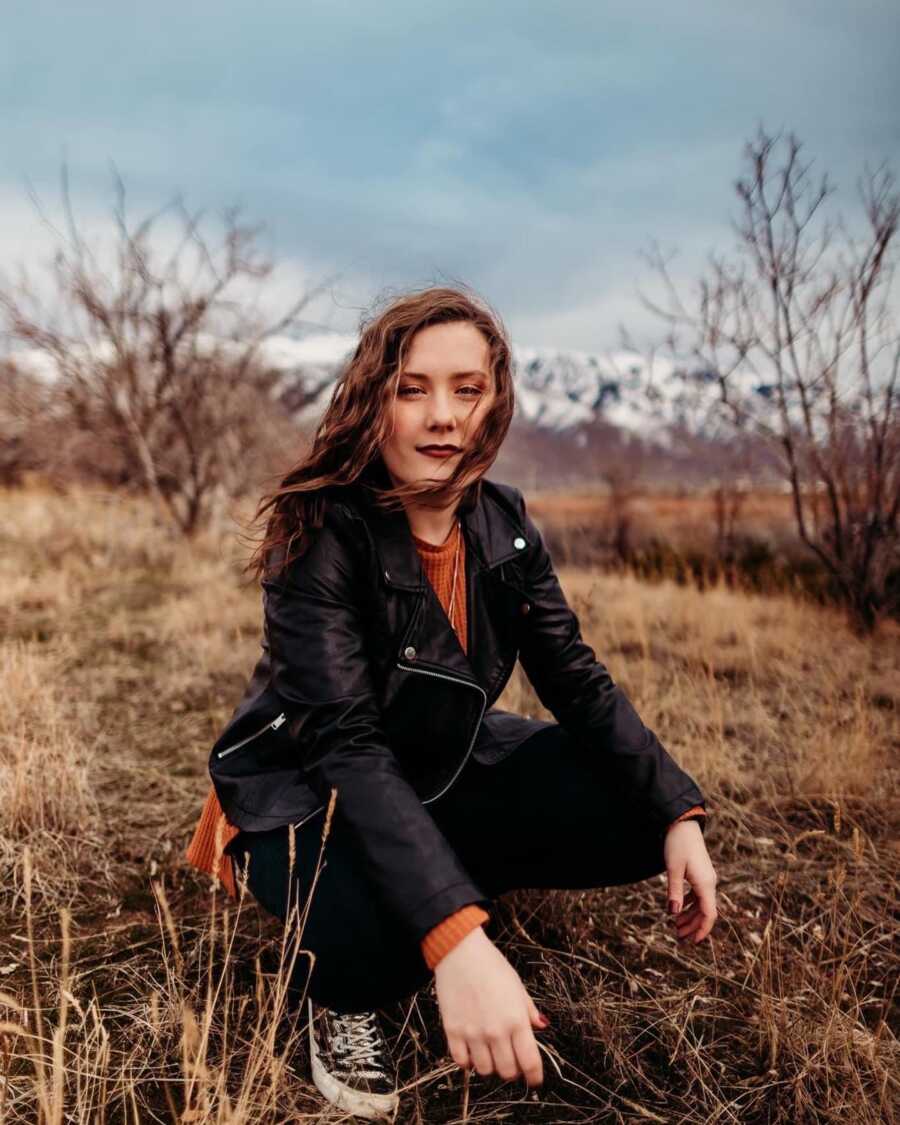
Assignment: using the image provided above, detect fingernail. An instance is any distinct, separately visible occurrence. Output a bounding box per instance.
[669,900,681,914]
[538,1013,551,1028]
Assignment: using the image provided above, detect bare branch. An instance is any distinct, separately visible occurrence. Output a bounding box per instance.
[0,168,320,534]
[632,127,899,633]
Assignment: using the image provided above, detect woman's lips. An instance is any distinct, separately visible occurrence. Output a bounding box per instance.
[417,448,460,458]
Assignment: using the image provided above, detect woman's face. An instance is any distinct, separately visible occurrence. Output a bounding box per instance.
[380,320,496,491]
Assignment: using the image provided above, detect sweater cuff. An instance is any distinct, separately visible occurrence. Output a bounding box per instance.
[421,904,490,971]
[668,804,708,829]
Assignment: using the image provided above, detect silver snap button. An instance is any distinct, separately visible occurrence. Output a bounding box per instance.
[513,536,526,549]
[403,645,417,660]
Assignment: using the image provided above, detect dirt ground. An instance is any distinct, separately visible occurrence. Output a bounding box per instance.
[1,484,897,1123]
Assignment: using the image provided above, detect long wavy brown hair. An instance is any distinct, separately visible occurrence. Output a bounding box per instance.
[244,284,516,582]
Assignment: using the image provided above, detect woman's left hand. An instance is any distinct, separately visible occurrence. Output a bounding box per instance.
[663,820,718,943]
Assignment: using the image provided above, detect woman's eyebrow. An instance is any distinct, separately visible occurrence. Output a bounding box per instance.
[400,370,488,380]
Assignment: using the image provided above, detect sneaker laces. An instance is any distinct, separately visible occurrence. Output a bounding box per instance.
[330,1010,389,1075]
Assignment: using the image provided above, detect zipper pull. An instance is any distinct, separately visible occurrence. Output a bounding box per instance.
[271,713,287,730]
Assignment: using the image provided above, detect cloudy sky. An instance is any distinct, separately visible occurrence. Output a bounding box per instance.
[3,0,897,352]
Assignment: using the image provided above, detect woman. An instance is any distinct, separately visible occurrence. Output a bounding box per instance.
[186,286,717,1120]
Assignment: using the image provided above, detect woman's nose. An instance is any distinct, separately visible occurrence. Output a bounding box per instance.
[425,393,457,426]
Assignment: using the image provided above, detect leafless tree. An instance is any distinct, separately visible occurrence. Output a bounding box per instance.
[636,126,899,633]
[709,476,748,561]
[596,458,640,566]
[0,168,336,534]
[0,360,43,486]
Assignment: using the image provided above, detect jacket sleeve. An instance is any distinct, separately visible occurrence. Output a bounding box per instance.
[510,490,707,831]
[262,504,491,942]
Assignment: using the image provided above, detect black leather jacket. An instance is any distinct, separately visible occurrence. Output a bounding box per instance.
[209,470,706,940]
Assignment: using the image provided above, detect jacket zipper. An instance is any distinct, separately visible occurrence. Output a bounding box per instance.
[291,662,488,829]
[216,712,287,759]
[395,661,488,804]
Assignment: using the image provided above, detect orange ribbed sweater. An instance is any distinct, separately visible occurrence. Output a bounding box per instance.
[185,521,705,970]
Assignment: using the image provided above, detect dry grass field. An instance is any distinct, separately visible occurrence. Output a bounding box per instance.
[527,487,798,552]
[1,483,898,1123]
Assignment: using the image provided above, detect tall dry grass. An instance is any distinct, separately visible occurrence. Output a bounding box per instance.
[0,482,897,1123]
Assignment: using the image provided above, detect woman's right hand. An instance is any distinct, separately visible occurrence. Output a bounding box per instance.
[433,926,547,1088]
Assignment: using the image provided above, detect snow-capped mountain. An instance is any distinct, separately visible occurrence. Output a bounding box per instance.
[252,333,773,451]
[9,329,776,460]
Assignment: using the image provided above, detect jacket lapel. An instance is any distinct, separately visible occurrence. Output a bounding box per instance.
[345,462,531,689]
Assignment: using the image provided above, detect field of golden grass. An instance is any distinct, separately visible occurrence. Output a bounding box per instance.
[527,487,798,552]
[1,483,897,1123]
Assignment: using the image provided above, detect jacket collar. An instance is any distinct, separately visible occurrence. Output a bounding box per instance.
[343,459,529,592]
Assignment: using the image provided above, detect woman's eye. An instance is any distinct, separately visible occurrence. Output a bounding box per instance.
[397,386,483,397]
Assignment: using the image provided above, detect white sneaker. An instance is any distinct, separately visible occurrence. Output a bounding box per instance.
[307,998,400,1120]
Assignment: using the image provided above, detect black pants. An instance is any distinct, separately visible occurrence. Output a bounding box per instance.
[226,720,668,1014]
